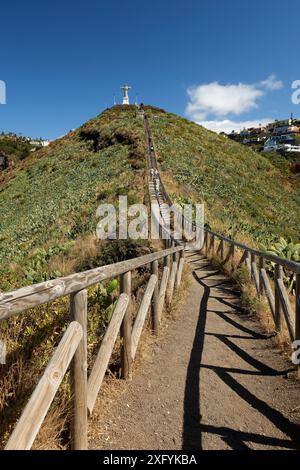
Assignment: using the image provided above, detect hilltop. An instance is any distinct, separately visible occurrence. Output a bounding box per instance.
[0,106,148,289]
[0,104,300,289]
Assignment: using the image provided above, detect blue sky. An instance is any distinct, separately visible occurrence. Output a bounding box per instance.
[0,0,300,138]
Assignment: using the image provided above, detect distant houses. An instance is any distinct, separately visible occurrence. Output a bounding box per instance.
[29,140,50,147]
[0,132,51,147]
[225,116,300,155]
[228,117,300,142]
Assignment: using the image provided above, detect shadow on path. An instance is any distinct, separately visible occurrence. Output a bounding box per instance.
[182,254,300,450]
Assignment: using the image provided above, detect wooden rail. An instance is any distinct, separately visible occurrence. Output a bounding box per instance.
[0,247,182,321]
[143,110,300,378]
[202,232,299,345]
[6,322,83,450]
[2,111,187,450]
[2,244,184,450]
[196,229,300,379]
[4,108,300,450]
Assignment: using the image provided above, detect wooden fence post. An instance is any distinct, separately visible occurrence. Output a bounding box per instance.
[164,254,170,270]
[230,244,235,272]
[245,250,251,272]
[158,266,170,322]
[176,250,185,288]
[259,257,265,296]
[167,261,177,306]
[120,271,132,379]
[211,235,215,256]
[168,253,172,271]
[274,264,283,333]
[251,253,255,281]
[296,274,300,379]
[151,260,159,335]
[70,290,88,450]
[220,239,224,262]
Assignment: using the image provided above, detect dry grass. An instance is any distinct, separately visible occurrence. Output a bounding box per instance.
[48,233,100,276]
[33,386,71,450]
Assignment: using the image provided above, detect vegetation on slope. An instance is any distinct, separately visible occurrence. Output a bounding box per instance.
[0,105,147,290]
[145,106,300,246]
[0,105,151,448]
[1,103,299,447]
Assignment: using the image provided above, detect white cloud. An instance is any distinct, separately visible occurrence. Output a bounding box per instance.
[199,118,272,134]
[186,75,283,121]
[186,82,263,120]
[260,74,283,90]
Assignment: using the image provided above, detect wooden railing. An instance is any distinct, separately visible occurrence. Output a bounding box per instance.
[1,245,185,449]
[158,163,300,371]
[201,230,300,349]
[3,109,300,451]
[143,110,300,377]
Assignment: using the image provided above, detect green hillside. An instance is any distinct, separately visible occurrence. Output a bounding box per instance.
[144,106,300,246]
[1,104,299,290]
[0,106,147,289]
[1,104,300,448]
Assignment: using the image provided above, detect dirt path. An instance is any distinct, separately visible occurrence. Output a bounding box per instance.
[90,252,300,450]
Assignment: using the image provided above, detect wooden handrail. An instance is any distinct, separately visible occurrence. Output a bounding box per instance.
[169,203,300,273]
[2,111,190,450]
[3,245,185,449]
[4,109,300,451]
[5,322,83,450]
[205,227,300,274]
[0,246,183,320]
[131,274,158,360]
[144,111,299,275]
[87,294,130,414]
[143,110,299,377]
[276,279,295,341]
[260,269,275,321]
[157,266,170,321]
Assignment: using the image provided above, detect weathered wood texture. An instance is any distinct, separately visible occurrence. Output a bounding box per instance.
[167,261,177,306]
[260,269,275,321]
[276,279,295,341]
[251,261,260,295]
[151,260,159,334]
[245,251,251,272]
[259,257,266,296]
[131,275,158,360]
[157,266,170,322]
[87,294,129,414]
[70,290,88,450]
[275,264,284,332]
[0,246,183,320]
[176,257,184,288]
[120,272,132,380]
[5,322,82,450]
[238,250,248,268]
